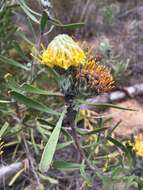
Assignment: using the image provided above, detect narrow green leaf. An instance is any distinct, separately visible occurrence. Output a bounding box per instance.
[40,11,48,33]
[0,100,11,104]
[39,108,66,173]
[18,0,39,23]
[0,122,9,138]
[77,127,108,136]
[12,41,29,62]
[53,160,81,171]
[59,22,85,29]
[38,173,58,184]
[49,19,84,29]
[108,137,127,153]
[5,74,21,92]
[27,17,37,41]
[48,17,62,25]
[17,31,34,46]
[19,0,41,16]
[30,129,39,155]
[124,176,137,190]
[77,99,135,111]
[11,91,60,116]
[0,55,29,70]
[47,67,60,83]
[36,125,50,140]
[22,84,63,96]
[6,73,58,98]
[56,141,74,150]
[37,118,55,127]
[107,137,131,162]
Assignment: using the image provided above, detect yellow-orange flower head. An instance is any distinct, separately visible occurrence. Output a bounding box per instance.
[133,134,143,158]
[76,59,114,93]
[35,34,86,70]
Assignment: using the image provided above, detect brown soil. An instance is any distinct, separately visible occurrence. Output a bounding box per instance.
[107,99,143,137]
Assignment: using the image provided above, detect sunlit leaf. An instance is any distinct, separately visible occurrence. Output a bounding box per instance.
[39,108,66,172]
[0,100,11,104]
[11,91,60,116]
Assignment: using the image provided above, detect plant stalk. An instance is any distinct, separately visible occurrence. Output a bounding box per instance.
[66,103,85,161]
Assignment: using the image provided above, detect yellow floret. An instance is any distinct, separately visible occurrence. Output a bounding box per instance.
[32,34,86,70]
[133,134,143,157]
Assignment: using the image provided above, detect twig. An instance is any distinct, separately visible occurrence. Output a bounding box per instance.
[66,104,85,160]
[65,103,103,173]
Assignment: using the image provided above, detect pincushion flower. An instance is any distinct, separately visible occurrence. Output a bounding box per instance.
[133,134,143,157]
[32,34,86,70]
[76,59,114,93]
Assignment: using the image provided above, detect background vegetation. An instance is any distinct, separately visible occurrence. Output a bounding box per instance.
[0,0,143,190]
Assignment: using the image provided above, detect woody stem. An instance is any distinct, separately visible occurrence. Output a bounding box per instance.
[66,103,85,160]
